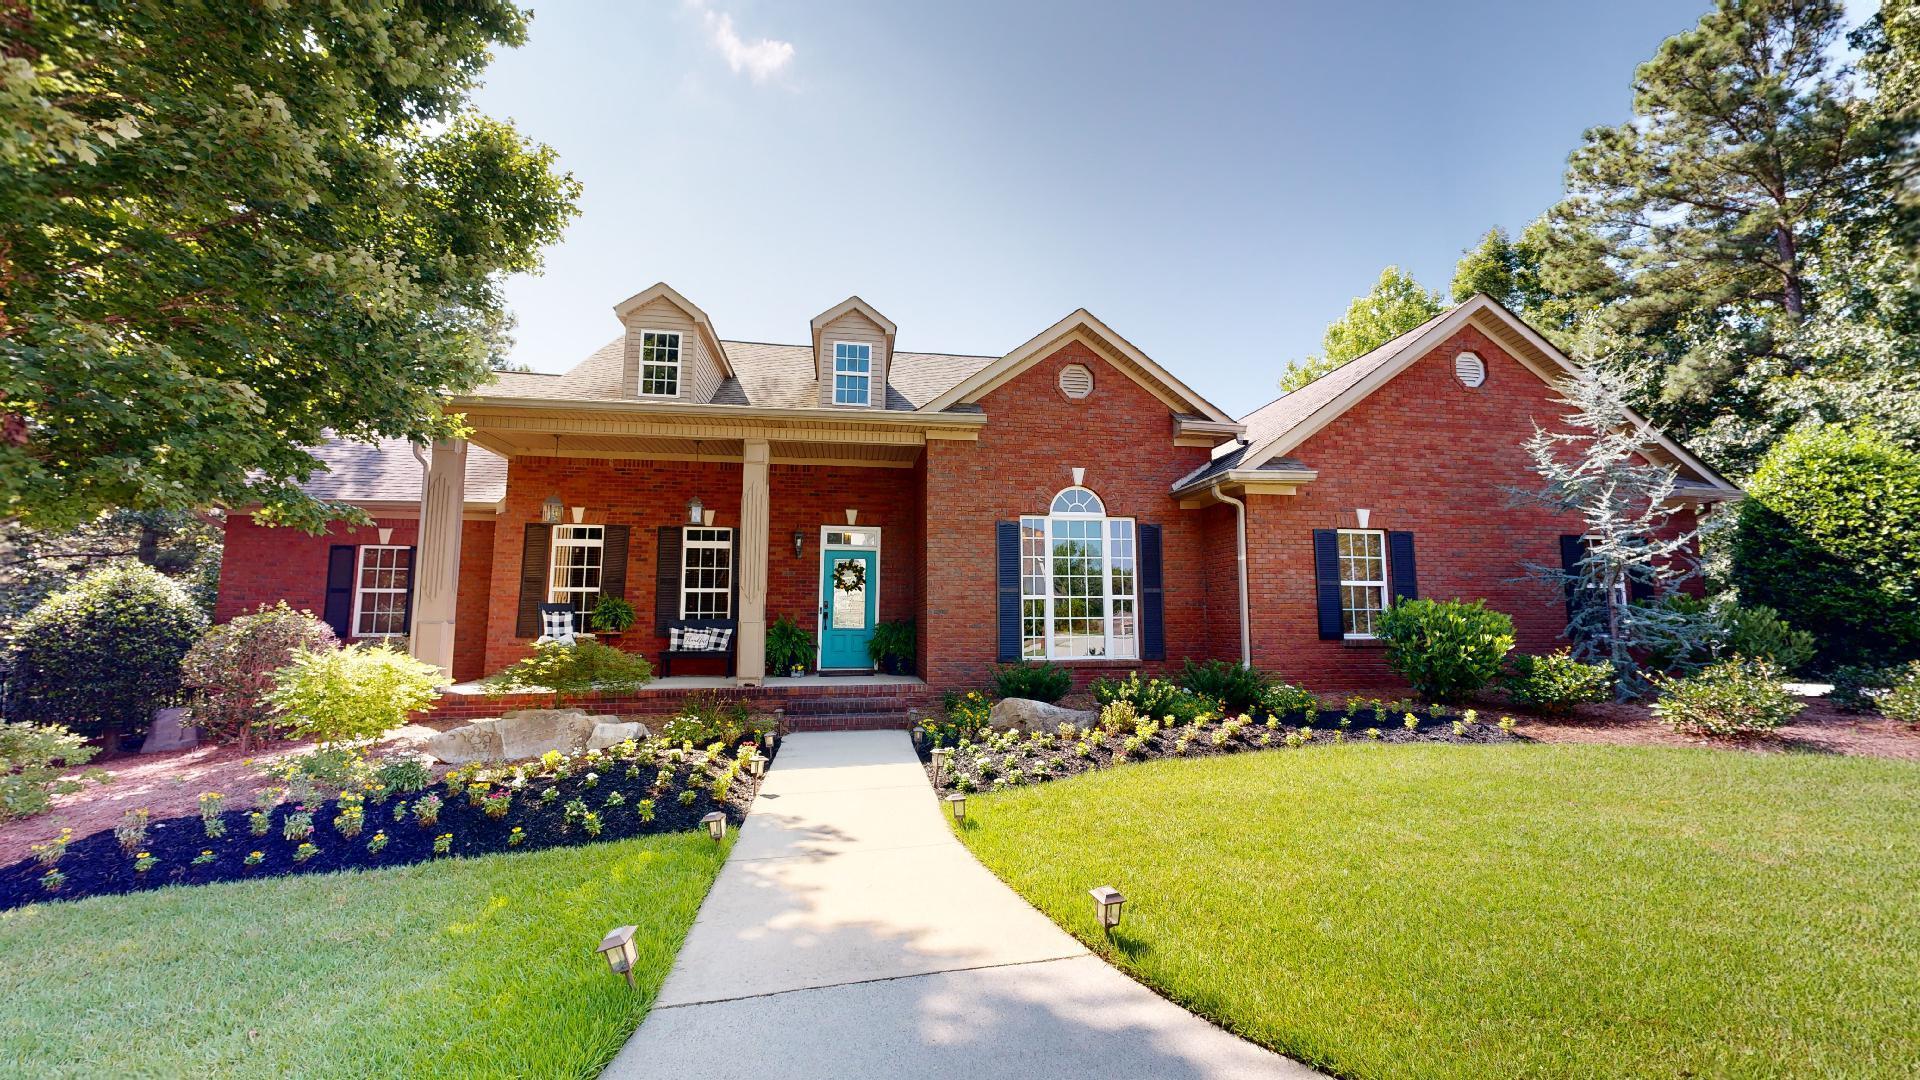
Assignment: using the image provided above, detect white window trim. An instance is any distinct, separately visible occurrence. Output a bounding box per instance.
[350,544,412,639]
[1337,528,1388,640]
[548,524,605,619]
[638,329,682,398]
[679,526,734,620]
[832,341,872,406]
[1020,488,1138,662]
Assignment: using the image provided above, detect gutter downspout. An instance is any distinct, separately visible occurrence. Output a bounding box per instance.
[1211,484,1251,668]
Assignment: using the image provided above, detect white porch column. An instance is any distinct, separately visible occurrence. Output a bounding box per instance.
[735,438,771,685]
[409,438,466,680]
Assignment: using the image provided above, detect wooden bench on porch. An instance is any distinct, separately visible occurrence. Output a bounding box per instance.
[659,619,737,678]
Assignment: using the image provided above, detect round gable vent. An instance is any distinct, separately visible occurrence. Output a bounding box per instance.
[1058,363,1094,399]
[1454,351,1486,388]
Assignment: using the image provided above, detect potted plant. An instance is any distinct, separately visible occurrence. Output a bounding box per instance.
[590,596,637,638]
[765,616,815,678]
[867,620,916,675]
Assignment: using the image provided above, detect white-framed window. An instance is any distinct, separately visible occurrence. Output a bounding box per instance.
[833,342,871,406]
[1338,529,1388,639]
[548,525,604,624]
[352,545,412,638]
[1019,487,1137,661]
[639,330,681,397]
[681,527,733,619]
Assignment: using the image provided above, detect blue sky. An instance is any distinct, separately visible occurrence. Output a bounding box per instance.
[474,1,1736,416]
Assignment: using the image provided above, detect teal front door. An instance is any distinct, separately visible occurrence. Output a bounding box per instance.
[819,549,878,670]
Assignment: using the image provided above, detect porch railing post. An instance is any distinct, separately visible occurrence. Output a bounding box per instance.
[409,438,466,680]
[736,438,771,684]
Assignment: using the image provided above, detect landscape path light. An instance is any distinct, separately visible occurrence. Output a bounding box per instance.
[596,925,640,989]
[702,811,727,841]
[930,747,952,784]
[1089,886,1126,936]
[946,792,967,823]
[747,754,767,779]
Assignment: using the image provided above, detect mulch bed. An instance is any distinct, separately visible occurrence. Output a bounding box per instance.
[917,707,1520,795]
[0,737,776,912]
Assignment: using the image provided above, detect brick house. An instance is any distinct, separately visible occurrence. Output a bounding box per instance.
[214,287,1738,698]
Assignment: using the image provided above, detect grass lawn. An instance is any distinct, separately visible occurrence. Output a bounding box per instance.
[956,744,1920,1079]
[0,833,730,1078]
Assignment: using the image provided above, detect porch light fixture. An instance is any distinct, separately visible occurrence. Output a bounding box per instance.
[930,747,952,785]
[542,495,564,524]
[701,811,727,841]
[686,495,704,525]
[1089,886,1126,935]
[793,530,805,558]
[946,792,967,823]
[595,925,640,989]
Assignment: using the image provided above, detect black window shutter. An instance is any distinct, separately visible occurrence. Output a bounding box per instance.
[995,521,1021,662]
[1138,523,1165,661]
[400,546,417,633]
[598,526,631,631]
[1560,534,1588,631]
[655,526,683,633]
[516,523,552,638]
[1387,531,1418,603]
[1313,529,1343,640]
[323,545,356,639]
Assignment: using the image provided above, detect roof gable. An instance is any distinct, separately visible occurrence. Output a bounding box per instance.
[810,295,897,356]
[611,282,733,378]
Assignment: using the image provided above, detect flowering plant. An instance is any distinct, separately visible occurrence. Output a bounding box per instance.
[293,842,319,863]
[432,832,453,855]
[244,850,265,866]
[133,851,157,873]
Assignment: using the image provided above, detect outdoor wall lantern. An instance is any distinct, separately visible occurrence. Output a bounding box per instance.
[1089,886,1126,936]
[596,925,640,989]
[541,495,564,524]
[686,495,704,526]
[930,747,952,785]
[946,792,967,823]
[701,811,727,841]
[793,530,805,558]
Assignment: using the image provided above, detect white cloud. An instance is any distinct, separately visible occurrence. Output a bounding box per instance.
[688,1,794,83]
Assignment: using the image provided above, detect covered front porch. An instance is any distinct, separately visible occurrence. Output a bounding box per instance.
[405,396,983,687]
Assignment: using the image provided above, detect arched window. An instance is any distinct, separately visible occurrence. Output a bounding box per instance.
[1020,488,1136,660]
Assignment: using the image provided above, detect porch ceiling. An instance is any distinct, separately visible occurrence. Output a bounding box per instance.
[467,429,922,468]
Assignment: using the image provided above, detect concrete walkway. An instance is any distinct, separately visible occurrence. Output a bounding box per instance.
[604,730,1319,1079]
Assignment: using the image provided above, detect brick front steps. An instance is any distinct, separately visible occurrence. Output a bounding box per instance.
[423,677,934,732]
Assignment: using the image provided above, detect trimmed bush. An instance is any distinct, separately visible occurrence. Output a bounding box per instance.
[1178,660,1270,715]
[1719,604,1816,673]
[1882,661,1920,728]
[1828,664,1895,713]
[0,721,107,822]
[483,639,653,707]
[267,644,444,747]
[1730,425,1920,667]
[1257,681,1321,720]
[180,602,338,749]
[4,562,207,748]
[1375,598,1515,702]
[1500,650,1614,714]
[1652,659,1804,736]
[993,661,1071,704]
[1092,671,1183,717]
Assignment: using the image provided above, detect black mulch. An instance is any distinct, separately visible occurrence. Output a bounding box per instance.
[0,738,779,912]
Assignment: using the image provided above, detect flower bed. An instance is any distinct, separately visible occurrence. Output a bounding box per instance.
[920,704,1521,795]
[0,736,773,911]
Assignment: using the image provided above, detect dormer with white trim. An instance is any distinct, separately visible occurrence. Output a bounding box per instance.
[810,296,895,410]
[611,283,734,403]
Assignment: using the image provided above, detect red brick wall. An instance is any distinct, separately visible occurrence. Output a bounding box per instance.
[482,456,921,677]
[921,340,1215,690]
[1240,325,1702,690]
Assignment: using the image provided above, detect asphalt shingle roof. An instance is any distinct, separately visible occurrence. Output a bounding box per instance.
[298,437,506,504]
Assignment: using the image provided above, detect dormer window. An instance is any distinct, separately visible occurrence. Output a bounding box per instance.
[833,342,872,405]
[639,330,680,397]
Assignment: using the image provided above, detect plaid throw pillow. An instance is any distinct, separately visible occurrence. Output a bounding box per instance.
[541,608,575,645]
[668,626,686,651]
[681,627,713,651]
[709,627,734,651]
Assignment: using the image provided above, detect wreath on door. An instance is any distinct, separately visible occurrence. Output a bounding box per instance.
[832,560,867,593]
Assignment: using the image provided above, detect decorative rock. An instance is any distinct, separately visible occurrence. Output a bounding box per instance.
[496,709,599,760]
[424,719,504,765]
[140,706,199,753]
[586,721,651,751]
[988,698,1096,732]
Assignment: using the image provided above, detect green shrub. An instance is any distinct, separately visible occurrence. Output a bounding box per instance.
[589,595,637,633]
[765,616,815,676]
[483,639,653,707]
[1375,598,1515,702]
[180,602,338,749]
[267,644,444,747]
[1178,660,1270,715]
[1092,671,1183,717]
[4,561,206,748]
[867,620,916,673]
[0,721,107,822]
[1500,650,1614,714]
[1652,659,1805,736]
[1257,681,1320,721]
[656,691,768,748]
[928,690,993,746]
[1730,425,1920,667]
[1827,664,1894,713]
[1157,690,1216,726]
[994,661,1071,704]
[1881,661,1920,728]
[1719,604,1817,673]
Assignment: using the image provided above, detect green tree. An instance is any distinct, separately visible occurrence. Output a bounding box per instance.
[0,509,222,628]
[1280,267,1443,392]
[0,0,581,533]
